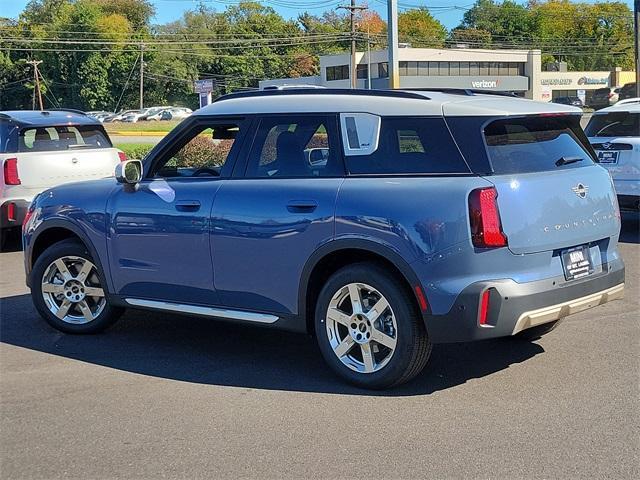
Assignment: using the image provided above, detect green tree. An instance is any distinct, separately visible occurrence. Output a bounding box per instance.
[398,8,447,47]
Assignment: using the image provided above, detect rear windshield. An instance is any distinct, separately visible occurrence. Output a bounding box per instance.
[345,117,470,175]
[483,115,594,174]
[584,112,639,138]
[18,125,112,152]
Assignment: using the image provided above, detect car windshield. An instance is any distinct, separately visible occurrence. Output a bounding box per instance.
[19,125,112,152]
[585,112,640,137]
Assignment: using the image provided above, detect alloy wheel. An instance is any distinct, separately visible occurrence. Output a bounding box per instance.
[325,282,398,374]
[41,256,106,324]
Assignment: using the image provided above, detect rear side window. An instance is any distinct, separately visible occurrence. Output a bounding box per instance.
[18,125,112,152]
[345,117,469,174]
[585,112,639,138]
[484,115,594,174]
[246,115,343,178]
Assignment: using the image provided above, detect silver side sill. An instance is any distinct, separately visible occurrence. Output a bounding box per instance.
[512,283,625,335]
[124,298,279,324]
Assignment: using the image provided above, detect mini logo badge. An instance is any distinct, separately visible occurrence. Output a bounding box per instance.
[602,142,612,150]
[572,183,589,198]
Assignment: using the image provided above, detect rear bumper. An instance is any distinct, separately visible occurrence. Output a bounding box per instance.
[425,259,625,343]
[0,199,29,230]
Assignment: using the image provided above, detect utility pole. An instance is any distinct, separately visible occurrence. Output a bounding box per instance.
[339,1,367,89]
[139,43,144,109]
[635,0,639,97]
[387,0,400,89]
[26,60,43,110]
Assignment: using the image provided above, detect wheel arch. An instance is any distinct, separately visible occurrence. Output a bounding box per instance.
[299,239,428,336]
[27,220,107,291]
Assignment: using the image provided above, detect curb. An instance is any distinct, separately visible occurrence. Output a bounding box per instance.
[109,131,168,136]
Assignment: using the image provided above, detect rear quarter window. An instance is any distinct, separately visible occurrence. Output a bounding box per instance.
[585,112,640,138]
[483,115,594,174]
[18,125,112,152]
[345,117,469,175]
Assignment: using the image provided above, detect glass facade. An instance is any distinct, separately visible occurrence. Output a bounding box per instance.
[395,61,525,77]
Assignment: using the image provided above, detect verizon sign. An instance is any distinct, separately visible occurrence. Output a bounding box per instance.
[471,80,498,89]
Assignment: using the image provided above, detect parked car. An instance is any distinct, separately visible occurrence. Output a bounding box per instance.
[85,111,114,123]
[146,107,193,121]
[138,106,171,121]
[618,82,637,101]
[1,109,125,248]
[22,89,625,389]
[589,87,621,110]
[585,98,640,212]
[103,109,140,123]
[553,96,583,107]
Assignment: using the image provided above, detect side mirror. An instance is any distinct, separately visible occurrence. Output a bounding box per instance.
[115,159,143,185]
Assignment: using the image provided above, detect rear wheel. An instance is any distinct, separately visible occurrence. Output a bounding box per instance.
[315,263,431,389]
[31,239,124,334]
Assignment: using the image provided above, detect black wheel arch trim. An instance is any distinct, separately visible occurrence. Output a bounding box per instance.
[26,219,112,294]
[299,238,430,327]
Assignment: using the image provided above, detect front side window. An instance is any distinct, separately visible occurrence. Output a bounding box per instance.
[585,112,640,138]
[484,115,595,174]
[19,125,111,152]
[155,123,242,178]
[246,116,342,178]
[345,117,469,175]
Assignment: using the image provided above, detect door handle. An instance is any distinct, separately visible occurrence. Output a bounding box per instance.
[175,200,201,212]
[287,200,318,213]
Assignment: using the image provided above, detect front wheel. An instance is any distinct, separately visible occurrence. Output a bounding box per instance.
[31,239,124,334]
[315,263,431,389]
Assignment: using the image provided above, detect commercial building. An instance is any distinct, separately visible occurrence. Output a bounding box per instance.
[259,47,635,104]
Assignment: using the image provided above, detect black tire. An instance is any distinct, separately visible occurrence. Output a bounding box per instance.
[0,229,6,252]
[314,262,431,389]
[31,239,124,334]
[514,320,561,341]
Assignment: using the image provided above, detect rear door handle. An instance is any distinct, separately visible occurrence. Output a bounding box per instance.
[175,200,201,212]
[287,200,318,213]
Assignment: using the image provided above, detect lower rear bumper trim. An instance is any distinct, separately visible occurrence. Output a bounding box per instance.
[511,283,624,334]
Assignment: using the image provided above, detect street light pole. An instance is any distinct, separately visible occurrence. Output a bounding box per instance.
[387,0,400,89]
[635,0,639,97]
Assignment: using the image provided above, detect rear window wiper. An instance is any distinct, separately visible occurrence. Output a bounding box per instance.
[555,156,583,166]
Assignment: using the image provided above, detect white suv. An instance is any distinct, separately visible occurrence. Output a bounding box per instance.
[585,98,640,212]
[0,110,124,247]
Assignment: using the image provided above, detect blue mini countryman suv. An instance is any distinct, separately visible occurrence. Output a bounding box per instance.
[22,89,625,389]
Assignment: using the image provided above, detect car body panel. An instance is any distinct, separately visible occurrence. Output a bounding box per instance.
[211,178,343,315]
[106,177,222,306]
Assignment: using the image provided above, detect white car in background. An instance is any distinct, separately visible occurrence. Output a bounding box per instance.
[585,98,640,213]
[0,110,125,248]
[146,107,193,121]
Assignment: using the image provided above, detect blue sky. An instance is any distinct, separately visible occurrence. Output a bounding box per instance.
[0,0,634,31]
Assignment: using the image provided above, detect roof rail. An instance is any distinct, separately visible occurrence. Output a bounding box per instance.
[47,108,88,116]
[615,98,640,106]
[407,88,518,98]
[213,88,430,103]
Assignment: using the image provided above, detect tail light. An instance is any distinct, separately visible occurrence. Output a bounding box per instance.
[469,187,508,248]
[117,151,127,162]
[3,158,20,185]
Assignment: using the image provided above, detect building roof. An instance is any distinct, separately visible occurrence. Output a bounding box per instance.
[195,89,581,118]
[0,110,101,127]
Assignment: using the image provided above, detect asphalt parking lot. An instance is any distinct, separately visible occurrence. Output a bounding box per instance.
[1,217,638,479]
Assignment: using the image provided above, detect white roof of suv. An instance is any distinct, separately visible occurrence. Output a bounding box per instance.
[196,89,581,118]
[595,98,640,114]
